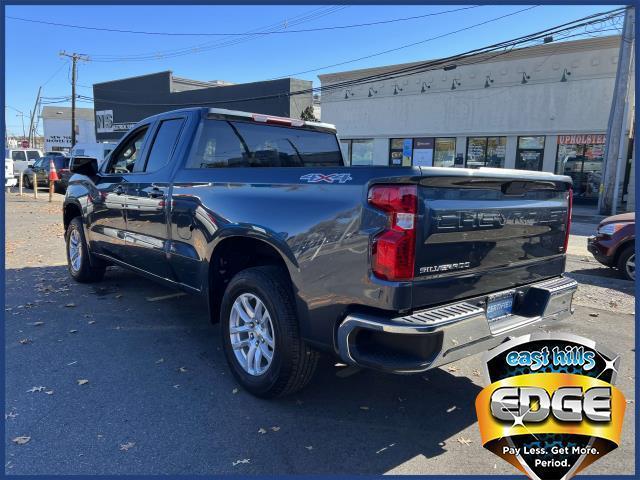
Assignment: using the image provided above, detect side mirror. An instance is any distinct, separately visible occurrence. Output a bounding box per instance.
[70,156,99,177]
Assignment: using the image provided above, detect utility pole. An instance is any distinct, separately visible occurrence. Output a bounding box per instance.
[599,7,635,215]
[59,51,89,149]
[28,86,42,147]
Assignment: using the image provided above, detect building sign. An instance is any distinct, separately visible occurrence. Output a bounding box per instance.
[113,122,137,132]
[558,134,606,145]
[96,110,114,133]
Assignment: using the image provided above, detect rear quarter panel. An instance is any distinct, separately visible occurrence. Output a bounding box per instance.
[169,166,422,348]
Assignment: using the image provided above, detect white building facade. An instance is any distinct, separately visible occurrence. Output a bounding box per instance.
[319,36,634,207]
[42,106,96,153]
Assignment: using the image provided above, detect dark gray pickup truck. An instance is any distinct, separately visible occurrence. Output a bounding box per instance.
[63,107,577,397]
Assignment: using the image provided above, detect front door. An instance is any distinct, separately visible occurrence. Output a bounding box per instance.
[123,117,186,280]
[88,125,150,262]
[515,136,545,171]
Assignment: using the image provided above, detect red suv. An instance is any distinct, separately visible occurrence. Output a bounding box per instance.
[587,212,635,280]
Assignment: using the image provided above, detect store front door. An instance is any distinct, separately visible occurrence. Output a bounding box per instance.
[515,136,545,171]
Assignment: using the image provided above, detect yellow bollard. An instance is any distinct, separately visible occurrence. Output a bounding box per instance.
[49,180,54,202]
[33,173,38,199]
[19,172,23,196]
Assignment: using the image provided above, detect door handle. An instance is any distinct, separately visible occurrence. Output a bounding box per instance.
[148,187,164,198]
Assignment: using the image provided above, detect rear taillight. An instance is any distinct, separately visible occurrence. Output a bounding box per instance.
[368,185,417,281]
[59,168,70,173]
[563,188,573,253]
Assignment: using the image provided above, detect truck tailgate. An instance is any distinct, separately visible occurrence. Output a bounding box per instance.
[412,172,571,309]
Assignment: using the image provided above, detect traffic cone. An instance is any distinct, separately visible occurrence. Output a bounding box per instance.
[49,159,59,202]
[49,159,59,182]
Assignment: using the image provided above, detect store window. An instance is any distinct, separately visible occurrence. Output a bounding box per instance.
[350,139,374,166]
[389,138,413,166]
[466,137,507,168]
[516,136,545,171]
[556,134,606,203]
[433,138,456,167]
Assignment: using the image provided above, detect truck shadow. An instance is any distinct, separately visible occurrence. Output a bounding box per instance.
[6,264,483,475]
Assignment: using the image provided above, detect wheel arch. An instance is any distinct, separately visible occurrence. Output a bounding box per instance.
[206,232,299,325]
[614,237,635,264]
[63,201,83,231]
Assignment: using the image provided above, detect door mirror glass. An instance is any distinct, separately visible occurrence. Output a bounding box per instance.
[70,156,99,177]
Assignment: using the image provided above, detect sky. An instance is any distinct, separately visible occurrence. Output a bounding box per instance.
[4,3,622,136]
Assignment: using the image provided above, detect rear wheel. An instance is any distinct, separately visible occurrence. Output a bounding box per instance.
[65,217,106,283]
[617,245,635,281]
[220,266,318,398]
[23,174,31,190]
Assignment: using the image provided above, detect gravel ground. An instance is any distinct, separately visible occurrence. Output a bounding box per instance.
[4,191,636,475]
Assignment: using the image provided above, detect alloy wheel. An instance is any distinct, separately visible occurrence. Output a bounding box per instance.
[229,293,275,376]
[625,253,635,280]
[68,228,82,272]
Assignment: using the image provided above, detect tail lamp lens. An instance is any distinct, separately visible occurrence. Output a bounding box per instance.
[368,185,417,281]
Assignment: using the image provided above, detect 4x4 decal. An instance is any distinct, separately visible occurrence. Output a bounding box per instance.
[299,173,352,184]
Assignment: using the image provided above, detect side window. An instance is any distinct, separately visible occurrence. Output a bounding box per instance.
[186,120,246,168]
[26,150,41,161]
[12,151,26,162]
[106,127,149,174]
[144,118,184,172]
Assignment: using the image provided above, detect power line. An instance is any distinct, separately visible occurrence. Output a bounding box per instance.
[273,5,538,79]
[6,6,480,37]
[74,8,625,109]
[87,6,349,62]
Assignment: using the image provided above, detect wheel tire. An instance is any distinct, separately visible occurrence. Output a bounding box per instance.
[65,217,106,283]
[23,175,31,190]
[616,245,635,281]
[220,266,318,398]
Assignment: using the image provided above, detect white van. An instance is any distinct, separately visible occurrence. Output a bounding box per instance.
[5,148,43,174]
[70,142,117,168]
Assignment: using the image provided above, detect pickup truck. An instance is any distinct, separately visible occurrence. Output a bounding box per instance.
[63,107,577,398]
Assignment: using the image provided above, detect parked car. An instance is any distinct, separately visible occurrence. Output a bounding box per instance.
[587,212,635,280]
[63,107,577,398]
[5,148,42,175]
[23,155,71,192]
[5,158,17,188]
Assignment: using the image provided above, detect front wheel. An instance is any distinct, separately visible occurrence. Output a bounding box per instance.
[65,217,106,283]
[617,245,635,281]
[220,266,318,398]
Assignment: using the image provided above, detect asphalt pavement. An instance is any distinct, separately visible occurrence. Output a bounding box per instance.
[4,191,636,474]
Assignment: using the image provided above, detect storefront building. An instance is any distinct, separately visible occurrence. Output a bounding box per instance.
[93,71,313,142]
[320,36,634,207]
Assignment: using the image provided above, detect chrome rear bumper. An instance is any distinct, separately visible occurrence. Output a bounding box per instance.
[337,276,578,373]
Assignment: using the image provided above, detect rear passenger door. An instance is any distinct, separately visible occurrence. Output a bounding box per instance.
[123,116,187,280]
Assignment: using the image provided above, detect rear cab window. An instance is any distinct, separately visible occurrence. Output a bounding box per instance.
[186,119,343,168]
